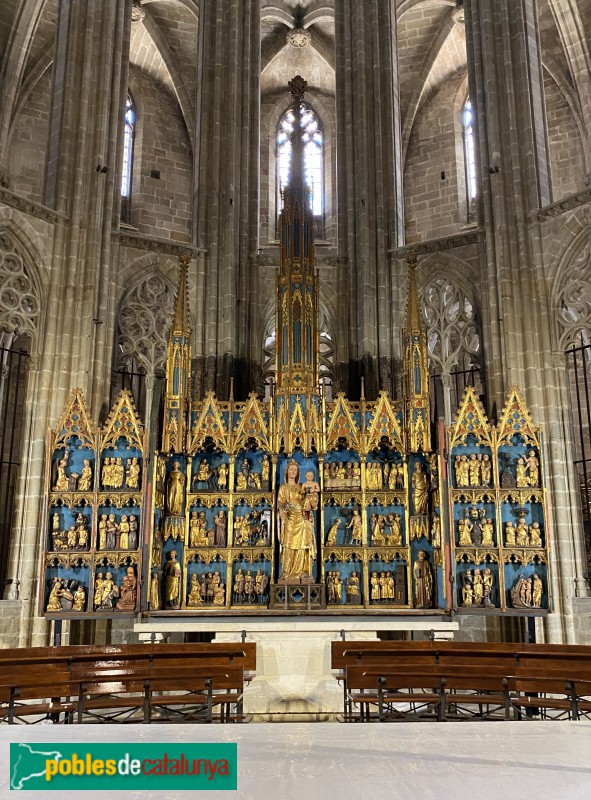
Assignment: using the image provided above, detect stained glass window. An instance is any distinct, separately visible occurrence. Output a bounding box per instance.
[463,98,477,217]
[277,102,323,217]
[121,94,135,222]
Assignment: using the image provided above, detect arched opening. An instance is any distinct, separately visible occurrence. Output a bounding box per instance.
[120,93,135,224]
[462,97,477,224]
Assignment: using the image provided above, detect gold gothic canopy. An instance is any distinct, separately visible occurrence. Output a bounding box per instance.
[40,79,550,617]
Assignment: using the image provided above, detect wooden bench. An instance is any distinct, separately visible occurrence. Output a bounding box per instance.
[346,665,513,722]
[333,641,591,722]
[0,643,255,724]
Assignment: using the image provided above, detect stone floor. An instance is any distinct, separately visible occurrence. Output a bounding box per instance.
[3,721,591,799]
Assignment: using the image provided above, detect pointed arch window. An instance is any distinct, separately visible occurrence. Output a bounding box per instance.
[121,93,135,223]
[276,102,323,220]
[462,98,477,221]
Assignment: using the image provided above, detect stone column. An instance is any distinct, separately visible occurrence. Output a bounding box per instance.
[10,0,132,646]
[334,0,404,399]
[193,0,260,400]
[465,0,588,643]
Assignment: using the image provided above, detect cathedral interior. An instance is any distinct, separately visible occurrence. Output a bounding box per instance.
[1,0,591,680]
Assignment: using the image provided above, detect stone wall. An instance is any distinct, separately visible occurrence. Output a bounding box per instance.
[544,72,587,201]
[7,70,52,202]
[404,77,469,244]
[128,68,192,243]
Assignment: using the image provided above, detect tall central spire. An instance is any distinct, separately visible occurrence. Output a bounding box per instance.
[287,74,306,192]
[274,77,321,453]
[275,75,318,394]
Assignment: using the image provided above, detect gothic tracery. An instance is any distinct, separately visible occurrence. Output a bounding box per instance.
[0,230,40,344]
[115,270,176,376]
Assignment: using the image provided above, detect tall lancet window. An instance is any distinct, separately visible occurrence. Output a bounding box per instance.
[276,102,323,220]
[121,93,135,223]
[462,98,477,221]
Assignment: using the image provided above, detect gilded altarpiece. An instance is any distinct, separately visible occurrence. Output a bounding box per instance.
[38,78,551,619]
[448,387,550,613]
[41,389,147,616]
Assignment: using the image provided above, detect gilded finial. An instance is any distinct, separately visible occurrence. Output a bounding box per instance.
[287,75,307,190]
[288,75,307,101]
[172,255,190,335]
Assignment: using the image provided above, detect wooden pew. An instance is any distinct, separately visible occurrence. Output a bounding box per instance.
[0,643,255,724]
[334,641,591,722]
[346,665,513,722]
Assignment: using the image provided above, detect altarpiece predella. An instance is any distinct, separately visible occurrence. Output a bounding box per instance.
[39,78,551,619]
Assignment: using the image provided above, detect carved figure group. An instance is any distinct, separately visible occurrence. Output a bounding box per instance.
[323,461,362,489]
[457,507,495,547]
[188,509,228,548]
[326,570,343,603]
[365,461,383,491]
[514,450,540,488]
[461,568,495,607]
[101,457,141,491]
[369,512,403,546]
[53,457,94,493]
[115,566,137,611]
[97,513,138,550]
[92,567,137,612]
[186,570,226,606]
[370,570,396,602]
[51,511,90,551]
[232,568,268,604]
[236,459,264,491]
[510,573,543,608]
[94,571,119,610]
[232,509,269,547]
[454,453,492,488]
[47,578,85,612]
[504,519,543,548]
[192,459,231,492]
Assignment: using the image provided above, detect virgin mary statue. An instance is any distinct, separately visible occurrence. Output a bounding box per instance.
[277,460,316,581]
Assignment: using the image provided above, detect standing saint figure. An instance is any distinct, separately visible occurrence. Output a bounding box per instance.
[214,510,227,547]
[413,550,433,608]
[163,550,181,608]
[277,460,316,581]
[412,462,429,516]
[166,461,185,516]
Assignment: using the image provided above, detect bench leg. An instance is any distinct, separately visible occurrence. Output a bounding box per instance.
[143,681,151,724]
[438,679,447,722]
[77,684,85,725]
[206,681,213,723]
[8,688,16,725]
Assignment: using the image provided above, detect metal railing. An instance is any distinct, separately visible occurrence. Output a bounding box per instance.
[0,344,30,593]
[566,341,591,571]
